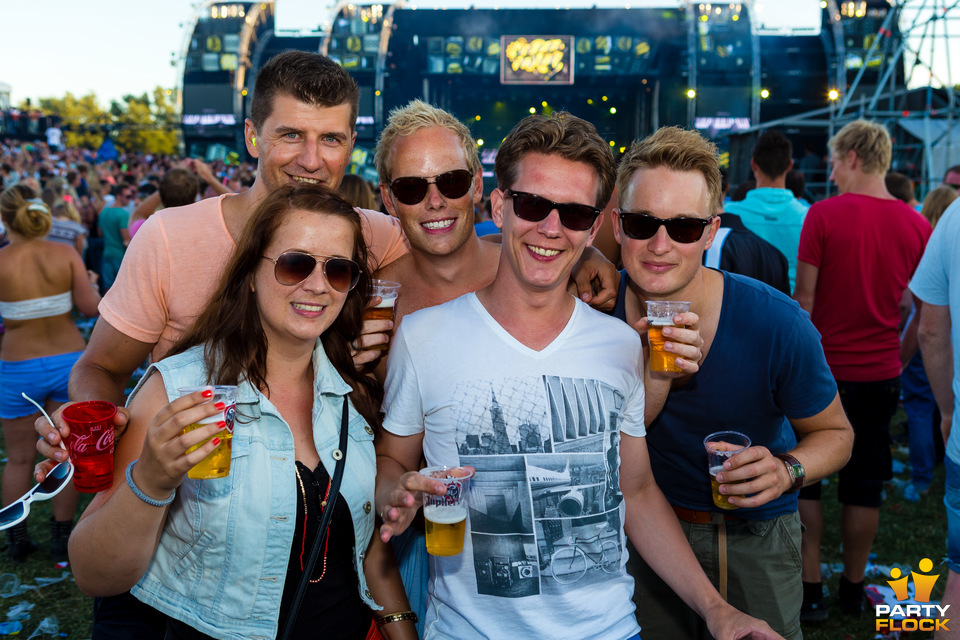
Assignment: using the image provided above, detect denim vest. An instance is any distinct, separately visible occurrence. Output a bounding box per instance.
[129,343,380,640]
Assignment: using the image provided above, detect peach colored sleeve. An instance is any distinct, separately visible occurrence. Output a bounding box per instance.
[359,208,409,271]
[98,213,172,345]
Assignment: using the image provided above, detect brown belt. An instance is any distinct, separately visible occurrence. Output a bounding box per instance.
[671,504,739,524]
[670,505,734,601]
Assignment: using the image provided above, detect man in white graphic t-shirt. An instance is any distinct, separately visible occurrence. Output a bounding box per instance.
[374,112,782,640]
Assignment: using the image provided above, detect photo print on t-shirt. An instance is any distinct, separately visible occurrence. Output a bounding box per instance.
[452,375,627,598]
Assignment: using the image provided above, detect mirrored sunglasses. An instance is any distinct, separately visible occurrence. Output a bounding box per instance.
[505,189,600,232]
[262,252,361,292]
[617,211,714,243]
[389,169,473,205]
[0,462,74,531]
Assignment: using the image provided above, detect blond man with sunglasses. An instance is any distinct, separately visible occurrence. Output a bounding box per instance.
[611,126,853,640]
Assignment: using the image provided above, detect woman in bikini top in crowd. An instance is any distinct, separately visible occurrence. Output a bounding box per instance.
[0,183,100,562]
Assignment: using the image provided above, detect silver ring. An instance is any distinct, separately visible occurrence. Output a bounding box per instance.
[350,339,359,351]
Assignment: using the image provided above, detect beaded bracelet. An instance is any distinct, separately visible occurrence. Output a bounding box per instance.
[125,460,176,507]
[375,610,418,628]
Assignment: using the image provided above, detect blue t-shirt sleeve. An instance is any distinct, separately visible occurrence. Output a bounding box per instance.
[772,301,837,419]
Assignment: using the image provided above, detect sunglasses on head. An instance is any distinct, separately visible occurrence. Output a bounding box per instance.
[262,252,361,292]
[0,462,74,531]
[389,169,473,205]
[617,211,714,243]
[505,190,601,232]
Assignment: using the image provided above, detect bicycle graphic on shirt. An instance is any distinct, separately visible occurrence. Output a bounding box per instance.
[548,529,621,584]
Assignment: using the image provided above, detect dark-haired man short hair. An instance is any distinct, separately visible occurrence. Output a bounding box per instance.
[885,171,920,209]
[725,129,808,292]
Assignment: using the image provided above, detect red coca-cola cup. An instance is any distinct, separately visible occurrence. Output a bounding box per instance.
[62,401,117,493]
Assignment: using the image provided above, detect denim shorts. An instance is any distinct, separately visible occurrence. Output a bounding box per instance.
[0,351,83,419]
[944,457,960,574]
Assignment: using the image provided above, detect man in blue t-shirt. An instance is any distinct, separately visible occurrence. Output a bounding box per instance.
[611,126,853,640]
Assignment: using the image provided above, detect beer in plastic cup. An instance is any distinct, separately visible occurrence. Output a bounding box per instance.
[420,465,474,556]
[62,401,117,493]
[704,431,751,510]
[645,300,691,373]
[177,386,238,480]
[364,280,400,351]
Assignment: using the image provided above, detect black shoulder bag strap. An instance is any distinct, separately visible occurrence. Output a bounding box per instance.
[279,396,351,640]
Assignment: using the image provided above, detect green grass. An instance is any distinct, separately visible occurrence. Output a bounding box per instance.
[0,467,95,638]
[802,411,948,640]
[0,408,949,638]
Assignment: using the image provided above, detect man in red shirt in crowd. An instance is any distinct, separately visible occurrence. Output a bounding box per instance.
[793,119,931,619]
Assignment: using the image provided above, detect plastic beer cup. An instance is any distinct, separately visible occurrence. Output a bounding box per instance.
[645,300,691,373]
[704,431,752,510]
[176,386,238,480]
[420,466,474,556]
[364,280,400,351]
[62,401,118,493]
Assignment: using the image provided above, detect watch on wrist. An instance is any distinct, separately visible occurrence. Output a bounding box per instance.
[774,453,805,494]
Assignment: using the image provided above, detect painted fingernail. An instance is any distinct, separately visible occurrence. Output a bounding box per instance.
[217,421,227,429]
[201,390,214,398]
[214,402,226,411]
[211,437,221,446]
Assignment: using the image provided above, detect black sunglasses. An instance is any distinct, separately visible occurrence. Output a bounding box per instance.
[389,169,473,205]
[617,211,714,243]
[505,190,601,231]
[262,252,361,292]
[0,462,74,530]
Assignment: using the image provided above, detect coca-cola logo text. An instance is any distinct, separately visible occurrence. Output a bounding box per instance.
[70,427,115,455]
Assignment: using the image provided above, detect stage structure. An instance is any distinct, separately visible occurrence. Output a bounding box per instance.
[731,0,960,198]
[175,0,931,190]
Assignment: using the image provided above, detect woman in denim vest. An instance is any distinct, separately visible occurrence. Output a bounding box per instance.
[68,185,416,640]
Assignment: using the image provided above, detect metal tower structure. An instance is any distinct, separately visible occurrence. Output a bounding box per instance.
[739,0,960,195]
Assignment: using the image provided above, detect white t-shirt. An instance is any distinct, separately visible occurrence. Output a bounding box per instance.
[383,293,645,640]
[45,126,62,148]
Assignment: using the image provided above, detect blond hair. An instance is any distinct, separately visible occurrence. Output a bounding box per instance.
[52,199,82,224]
[921,185,958,229]
[617,126,721,212]
[375,100,480,184]
[829,120,892,177]
[1,184,53,238]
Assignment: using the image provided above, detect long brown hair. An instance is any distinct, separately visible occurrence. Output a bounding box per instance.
[167,184,382,426]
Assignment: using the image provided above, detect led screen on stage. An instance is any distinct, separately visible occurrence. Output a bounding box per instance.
[500,35,574,85]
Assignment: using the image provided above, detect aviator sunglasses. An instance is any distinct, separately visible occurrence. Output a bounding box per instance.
[0,462,74,531]
[389,169,473,205]
[262,252,362,292]
[505,190,601,231]
[617,211,715,243]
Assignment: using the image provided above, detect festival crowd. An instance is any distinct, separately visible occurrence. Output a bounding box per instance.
[1,49,958,640]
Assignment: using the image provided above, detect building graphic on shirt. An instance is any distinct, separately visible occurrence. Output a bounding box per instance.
[452,375,627,598]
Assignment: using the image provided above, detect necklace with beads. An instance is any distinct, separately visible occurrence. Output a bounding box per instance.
[294,464,333,583]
